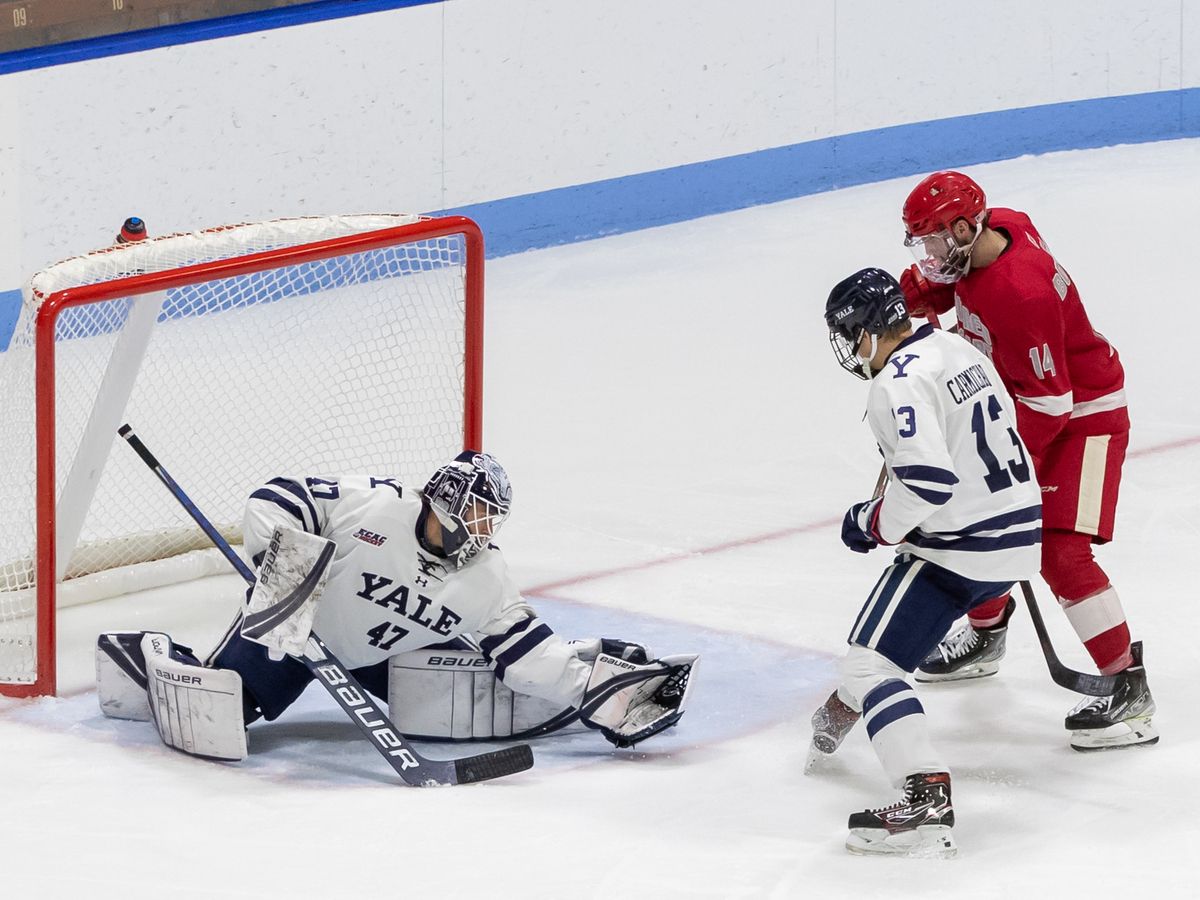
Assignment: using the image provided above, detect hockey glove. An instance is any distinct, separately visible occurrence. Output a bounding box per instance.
[899,264,955,318]
[841,498,884,553]
[581,653,698,748]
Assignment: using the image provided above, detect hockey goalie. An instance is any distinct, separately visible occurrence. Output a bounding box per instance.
[96,451,698,762]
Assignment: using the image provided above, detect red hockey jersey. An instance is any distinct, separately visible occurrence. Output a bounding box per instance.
[950,208,1129,463]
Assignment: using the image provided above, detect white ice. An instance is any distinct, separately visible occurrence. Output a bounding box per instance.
[3,139,1198,899]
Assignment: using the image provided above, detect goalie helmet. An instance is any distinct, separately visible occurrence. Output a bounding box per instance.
[825,268,909,381]
[418,450,513,568]
[902,171,987,283]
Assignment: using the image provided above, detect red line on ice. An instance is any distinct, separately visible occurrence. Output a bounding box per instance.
[526,433,1200,594]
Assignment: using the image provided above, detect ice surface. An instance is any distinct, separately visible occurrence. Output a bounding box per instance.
[2,140,1198,898]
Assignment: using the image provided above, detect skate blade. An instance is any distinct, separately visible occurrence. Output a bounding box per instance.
[914,662,1000,684]
[1070,717,1159,752]
[846,824,957,858]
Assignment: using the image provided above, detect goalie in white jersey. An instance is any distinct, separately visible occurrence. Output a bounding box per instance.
[809,268,1041,858]
[95,451,696,761]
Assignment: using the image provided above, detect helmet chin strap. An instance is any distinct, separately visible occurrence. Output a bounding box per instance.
[945,219,984,280]
[855,333,879,380]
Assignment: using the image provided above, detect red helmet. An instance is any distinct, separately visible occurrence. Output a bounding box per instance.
[902,171,986,237]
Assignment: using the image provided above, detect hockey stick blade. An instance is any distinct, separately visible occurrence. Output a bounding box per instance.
[119,423,536,786]
[299,635,533,785]
[1019,580,1119,697]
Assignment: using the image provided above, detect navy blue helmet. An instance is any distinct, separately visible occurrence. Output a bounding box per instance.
[824,268,910,380]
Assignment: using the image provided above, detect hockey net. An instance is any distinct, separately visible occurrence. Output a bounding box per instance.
[0,214,483,696]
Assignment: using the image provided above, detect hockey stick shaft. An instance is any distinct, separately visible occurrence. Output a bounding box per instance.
[1018,580,1119,697]
[118,424,533,785]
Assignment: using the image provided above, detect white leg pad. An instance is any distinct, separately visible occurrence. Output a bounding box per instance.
[96,631,152,721]
[144,633,248,761]
[388,649,584,739]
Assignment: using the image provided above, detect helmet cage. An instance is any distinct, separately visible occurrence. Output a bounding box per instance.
[421,452,513,567]
[828,325,875,381]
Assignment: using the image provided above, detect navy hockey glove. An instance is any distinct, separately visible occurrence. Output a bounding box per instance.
[841,498,884,553]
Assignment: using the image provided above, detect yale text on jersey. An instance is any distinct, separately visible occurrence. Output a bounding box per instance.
[356,572,463,635]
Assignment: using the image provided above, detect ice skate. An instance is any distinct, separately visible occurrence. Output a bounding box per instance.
[1067,641,1158,751]
[804,690,860,773]
[916,597,1014,683]
[846,772,957,858]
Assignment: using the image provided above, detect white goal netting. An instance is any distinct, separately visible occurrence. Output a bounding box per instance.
[0,215,479,691]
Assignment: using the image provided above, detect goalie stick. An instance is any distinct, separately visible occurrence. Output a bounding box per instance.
[117,423,534,786]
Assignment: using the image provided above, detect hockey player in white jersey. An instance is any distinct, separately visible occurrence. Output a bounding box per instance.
[96,451,696,762]
[811,268,1042,857]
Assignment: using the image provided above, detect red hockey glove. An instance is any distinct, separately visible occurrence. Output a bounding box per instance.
[899,264,956,318]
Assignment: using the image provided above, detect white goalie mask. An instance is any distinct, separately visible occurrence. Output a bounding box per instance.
[419,451,513,567]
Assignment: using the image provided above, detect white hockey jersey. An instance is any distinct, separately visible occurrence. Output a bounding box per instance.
[242,475,590,709]
[866,324,1042,583]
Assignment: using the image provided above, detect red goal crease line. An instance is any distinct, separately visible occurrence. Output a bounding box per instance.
[527,433,1200,595]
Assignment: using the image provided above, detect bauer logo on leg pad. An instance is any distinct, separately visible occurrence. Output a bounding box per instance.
[142,632,248,762]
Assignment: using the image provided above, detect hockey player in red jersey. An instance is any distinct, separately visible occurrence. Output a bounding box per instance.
[898,171,1156,751]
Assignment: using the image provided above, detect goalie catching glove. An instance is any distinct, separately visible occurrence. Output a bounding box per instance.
[579,652,699,748]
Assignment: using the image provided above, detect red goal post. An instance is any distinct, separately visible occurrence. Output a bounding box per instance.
[0,214,484,697]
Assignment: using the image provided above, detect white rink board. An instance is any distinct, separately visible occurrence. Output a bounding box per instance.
[1,0,1197,286]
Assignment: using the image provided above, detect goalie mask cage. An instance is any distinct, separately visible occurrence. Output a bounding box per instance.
[0,214,484,697]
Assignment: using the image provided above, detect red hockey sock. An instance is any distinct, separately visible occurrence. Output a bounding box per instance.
[967,594,1011,629]
[1041,530,1133,674]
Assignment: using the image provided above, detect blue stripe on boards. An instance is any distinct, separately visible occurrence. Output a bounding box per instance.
[866,697,925,740]
[446,88,1200,259]
[0,1,445,75]
[0,289,20,352]
[862,679,909,716]
[17,243,462,348]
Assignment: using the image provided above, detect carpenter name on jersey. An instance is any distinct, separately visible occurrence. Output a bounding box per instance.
[867,324,1042,583]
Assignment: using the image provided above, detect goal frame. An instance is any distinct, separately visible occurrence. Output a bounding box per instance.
[13,214,484,698]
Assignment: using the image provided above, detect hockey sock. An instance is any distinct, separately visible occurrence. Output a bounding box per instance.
[1059,586,1133,674]
[862,679,946,788]
[967,593,1011,629]
[1042,529,1132,674]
